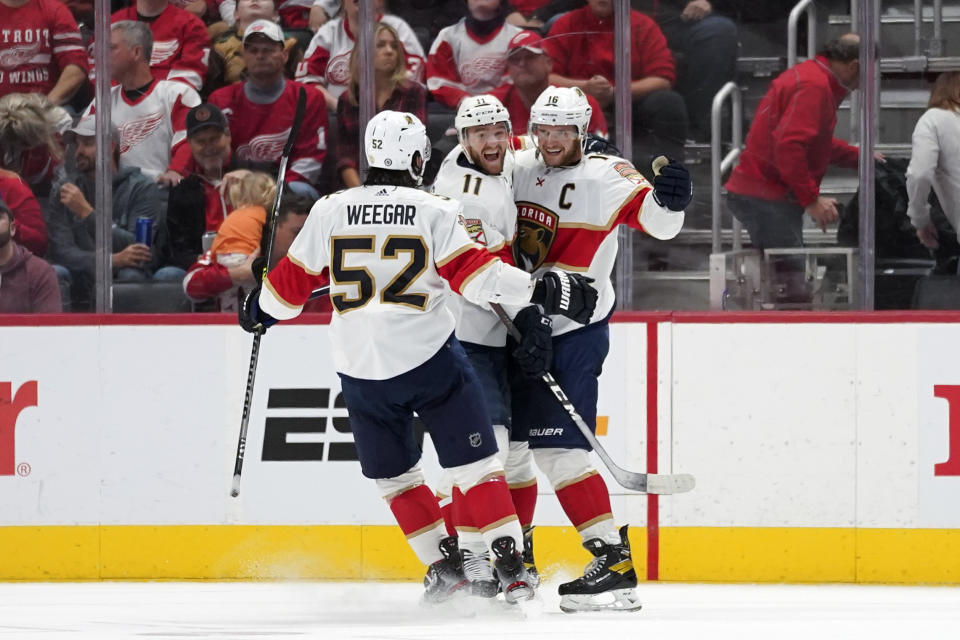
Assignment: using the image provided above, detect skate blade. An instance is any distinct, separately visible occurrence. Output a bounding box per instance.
[419,579,470,609]
[559,588,643,613]
[502,581,535,605]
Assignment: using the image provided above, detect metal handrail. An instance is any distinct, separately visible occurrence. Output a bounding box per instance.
[710,82,743,255]
[931,0,945,56]
[788,0,818,68]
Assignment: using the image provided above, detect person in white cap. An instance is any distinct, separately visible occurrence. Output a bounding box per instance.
[239,110,598,606]
[209,19,328,200]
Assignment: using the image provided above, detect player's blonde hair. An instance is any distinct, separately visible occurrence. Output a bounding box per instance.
[346,23,408,105]
[929,71,960,112]
[227,171,276,210]
[0,93,68,169]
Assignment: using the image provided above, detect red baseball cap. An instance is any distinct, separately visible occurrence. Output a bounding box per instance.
[508,30,545,57]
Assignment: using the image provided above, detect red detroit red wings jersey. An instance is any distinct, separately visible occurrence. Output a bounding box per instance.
[0,0,87,98]
[208,80,328,187]
[297,14,425,101]
[426,20,521,109]
[108,5,210,91]
[85,80,200,180]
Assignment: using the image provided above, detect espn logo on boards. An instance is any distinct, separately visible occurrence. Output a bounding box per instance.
[0,381,38,476]
[262,388,425,462]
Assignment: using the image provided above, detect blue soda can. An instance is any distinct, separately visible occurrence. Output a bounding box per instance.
[135,216,153,247]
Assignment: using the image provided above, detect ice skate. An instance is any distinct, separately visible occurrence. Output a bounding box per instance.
[461,547,499,598]
[558,525,642,613]
[522,526,541,589]
[421,536,469,605]
[490,536,535,604]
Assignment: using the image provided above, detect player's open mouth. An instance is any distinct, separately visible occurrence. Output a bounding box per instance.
[482,150,501,162]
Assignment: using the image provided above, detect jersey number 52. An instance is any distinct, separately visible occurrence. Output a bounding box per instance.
[330,236,428,313]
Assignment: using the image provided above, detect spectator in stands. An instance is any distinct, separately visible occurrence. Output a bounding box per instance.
[541,0,688,162]
[109,0,211,91]
[0,198,60,312]
[308,0,339,32]
[45,116,171,310]
[298,0,424,111]
[207,0,302,92]
[907,71,960,251]
[161,102,245,270]
[0,94,71,202]
[426,0,520,110]
[725,34,865,250]
[216,0,311,33]
[641,0,738,140]
[491,30,607,139]
[209,20,328,199]
[0,169,46,257]
[85,21,201,185]
[184,176,311,311]
[0,0,88,105]
[336,23,426,187]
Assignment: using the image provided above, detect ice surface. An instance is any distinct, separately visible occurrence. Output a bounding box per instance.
[1,580,958,639]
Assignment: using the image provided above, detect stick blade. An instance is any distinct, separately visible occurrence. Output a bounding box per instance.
[645,473,696,495]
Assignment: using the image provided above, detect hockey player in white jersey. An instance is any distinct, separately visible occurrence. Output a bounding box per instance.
[510,86,692,612]
[432,95,545,598]
[238,110,597,605]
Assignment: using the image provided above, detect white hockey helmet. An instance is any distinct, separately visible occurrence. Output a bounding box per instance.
[455,94,512,145]
[528,86,592,158]
[364,110,432,185]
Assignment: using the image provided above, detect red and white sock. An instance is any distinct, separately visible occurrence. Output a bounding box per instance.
[388,484,446,565]
[509,480,538,529]
[555,471,619,544]
[460,474,523,550]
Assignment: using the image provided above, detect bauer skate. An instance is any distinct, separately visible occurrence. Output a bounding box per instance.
[522,526,541,589]
[461,546,499,598]
[490,536,535,604]
[421,536,469,605]
[558,525,642,613]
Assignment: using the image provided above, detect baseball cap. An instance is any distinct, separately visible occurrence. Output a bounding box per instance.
[186,103,229,137]
[243,19,284,45]
[507,30,545,57]
[65,115,120,144]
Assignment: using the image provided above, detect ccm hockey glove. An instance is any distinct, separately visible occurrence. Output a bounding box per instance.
[652,156,693,211]
[238,285,279,335]
[531,271,598,324]
[512,306,553,379]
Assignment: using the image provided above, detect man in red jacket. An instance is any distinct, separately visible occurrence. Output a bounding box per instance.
[725,34,863,250]
[541,0,688,163]
[0,199,60,313]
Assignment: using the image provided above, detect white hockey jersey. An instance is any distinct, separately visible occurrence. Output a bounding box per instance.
[512,149,684,336]
[85,80,201,180]
[259,185,536,380]
[297,14,425,101]
[433,145,517,347]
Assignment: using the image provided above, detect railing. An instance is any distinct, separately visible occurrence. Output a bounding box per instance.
[788,0,818,68]
[710,82,743,255]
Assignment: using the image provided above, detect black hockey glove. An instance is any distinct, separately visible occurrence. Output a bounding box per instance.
[512,306,553,379]
[238,285,279,335]
[583,133,622,157]
[652,156,693,211]
[531,271,597,325]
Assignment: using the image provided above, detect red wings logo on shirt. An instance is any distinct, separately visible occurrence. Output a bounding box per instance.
[459,55,506,88]
[151,40,180,65]
[119,112,164,154]
[0,42,43,70]
[237,128,290,162]
[326,51,351,86]
[513,202,558,272]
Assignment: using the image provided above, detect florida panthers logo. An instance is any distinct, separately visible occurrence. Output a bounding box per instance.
[118,112,164,154]
[326,51,351,86]
[151,40,179,65]
[237,128,290,162]
[0,42,42,69]
[514,202,558,272]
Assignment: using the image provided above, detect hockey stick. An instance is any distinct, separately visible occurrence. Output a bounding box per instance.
[491,303,695,495]
[230,87,308,498]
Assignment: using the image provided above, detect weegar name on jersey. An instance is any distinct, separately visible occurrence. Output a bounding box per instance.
[346,203,417,226]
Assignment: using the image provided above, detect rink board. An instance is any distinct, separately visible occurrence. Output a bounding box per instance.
[2,312,960,583]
